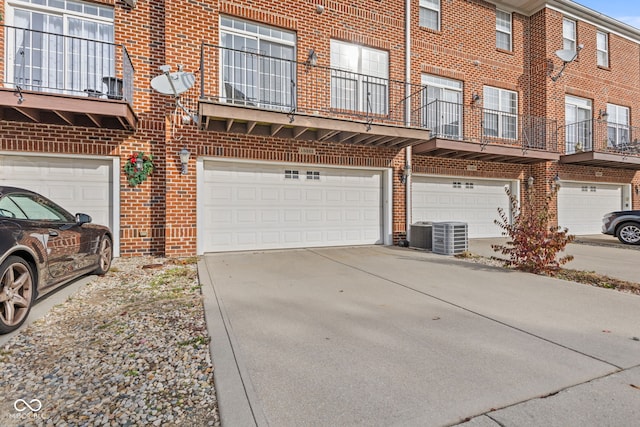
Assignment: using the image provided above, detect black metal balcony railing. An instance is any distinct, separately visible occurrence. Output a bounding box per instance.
[421,100,558,152]
[565,119,640,156]
[200,44,424,128]
[2,25,134,106]
[200,44,559,151]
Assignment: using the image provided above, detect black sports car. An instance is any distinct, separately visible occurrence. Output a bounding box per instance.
[0,186,113,334]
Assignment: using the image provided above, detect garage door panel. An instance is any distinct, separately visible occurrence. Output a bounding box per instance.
[0,155,113,232]
[558,182,622,235]
[201,161,383,252]
[412,176,511,238]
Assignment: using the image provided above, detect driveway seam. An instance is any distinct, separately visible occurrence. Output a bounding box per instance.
[308,247,624,371]
[467,364,640,426]
[199,258,269,427]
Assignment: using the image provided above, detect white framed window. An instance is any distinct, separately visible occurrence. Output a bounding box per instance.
[597,31,609,67]
[496,10,512,51]
[565,95,592,153]
[483,86,518,140]
[5,0,114,96]
[330,40,389,115]
[220,16,296,111]
[284,170,299,180]
[422,74,462,139]
[563,18,576,51]
[306,171,320,180]
[419,0,440,31]
[606,103,629,148]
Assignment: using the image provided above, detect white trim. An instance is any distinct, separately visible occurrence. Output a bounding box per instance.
[0,151,120,257]
[547,4,640,45]
[196,157,392,255]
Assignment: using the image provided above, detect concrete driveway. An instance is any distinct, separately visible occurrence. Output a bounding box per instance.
[199,246,640,427]
[469,235,639,283]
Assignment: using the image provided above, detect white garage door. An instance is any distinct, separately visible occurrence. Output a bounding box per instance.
[412,176,512,238]
[557,182,622,235]
[0,154,115,234]
[199,161,383,252]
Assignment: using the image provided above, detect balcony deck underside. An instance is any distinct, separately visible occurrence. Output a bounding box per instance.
[560,151,640,170]
[0,88,137,131]
[412,138,560,164]
[199,102,430,148]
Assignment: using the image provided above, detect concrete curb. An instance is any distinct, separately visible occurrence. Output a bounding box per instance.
[199,258,268,427]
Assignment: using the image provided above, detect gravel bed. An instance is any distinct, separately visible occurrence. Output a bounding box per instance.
[0,257,220,427]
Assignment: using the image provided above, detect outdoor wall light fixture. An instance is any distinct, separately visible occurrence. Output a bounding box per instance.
[179,147,191,175]
[471,93,481,105]
[551,173,561,190]
[135,155,144,171]
[527,176,535,189]
[635,184,639,195]
[598,109,609,120]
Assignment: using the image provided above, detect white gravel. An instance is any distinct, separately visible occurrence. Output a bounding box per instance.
[0,257,220,426]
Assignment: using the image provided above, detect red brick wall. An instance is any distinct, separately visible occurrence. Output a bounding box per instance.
[1,0,639,257]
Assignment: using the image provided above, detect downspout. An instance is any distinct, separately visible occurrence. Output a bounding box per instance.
[404,0,412,242]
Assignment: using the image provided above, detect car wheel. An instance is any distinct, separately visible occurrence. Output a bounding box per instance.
[0,256,36,334]
[617,222,640,245]
[93,235,113,275]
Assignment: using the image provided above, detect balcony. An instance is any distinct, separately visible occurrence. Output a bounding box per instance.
[0,25,136,131]
[412,100,559,163]
[198,44,429,148]
[561,119,640,169]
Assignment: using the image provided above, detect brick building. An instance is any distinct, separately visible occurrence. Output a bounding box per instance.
[0,0,638,257]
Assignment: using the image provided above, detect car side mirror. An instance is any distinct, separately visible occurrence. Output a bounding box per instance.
[75,213,92,225]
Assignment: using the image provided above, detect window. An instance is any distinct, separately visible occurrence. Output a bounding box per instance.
[220,16,296,111]
[483,86,518,140]
[597,31,609,67]
[306,171,320,180]
[563,18,576,51]
[496,10,512,51]
[565,95,592,153]
[284,170,299,179]
[330,40,389,115]
[419,0,440,31]
[606,103,629,148]
[4,194,72,222]
[6,0,115,96]
[422,74,462,139]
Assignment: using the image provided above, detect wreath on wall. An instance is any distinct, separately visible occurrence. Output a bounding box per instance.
[124,152,154,187]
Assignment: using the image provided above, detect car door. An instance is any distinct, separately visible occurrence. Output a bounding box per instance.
[6,193,82,281]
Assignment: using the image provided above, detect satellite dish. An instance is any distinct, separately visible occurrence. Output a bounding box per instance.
[150,65,199,125]
[151,70,196,96]
[555,49,578,63]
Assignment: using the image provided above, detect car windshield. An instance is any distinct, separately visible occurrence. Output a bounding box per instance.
[0,193,74,222]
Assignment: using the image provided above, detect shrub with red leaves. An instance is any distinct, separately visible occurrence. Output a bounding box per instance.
[492,187,575,275]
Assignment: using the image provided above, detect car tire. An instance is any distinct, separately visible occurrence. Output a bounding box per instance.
[616,222,640,245]
[0,256,36,334]
[93,235,113,275]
